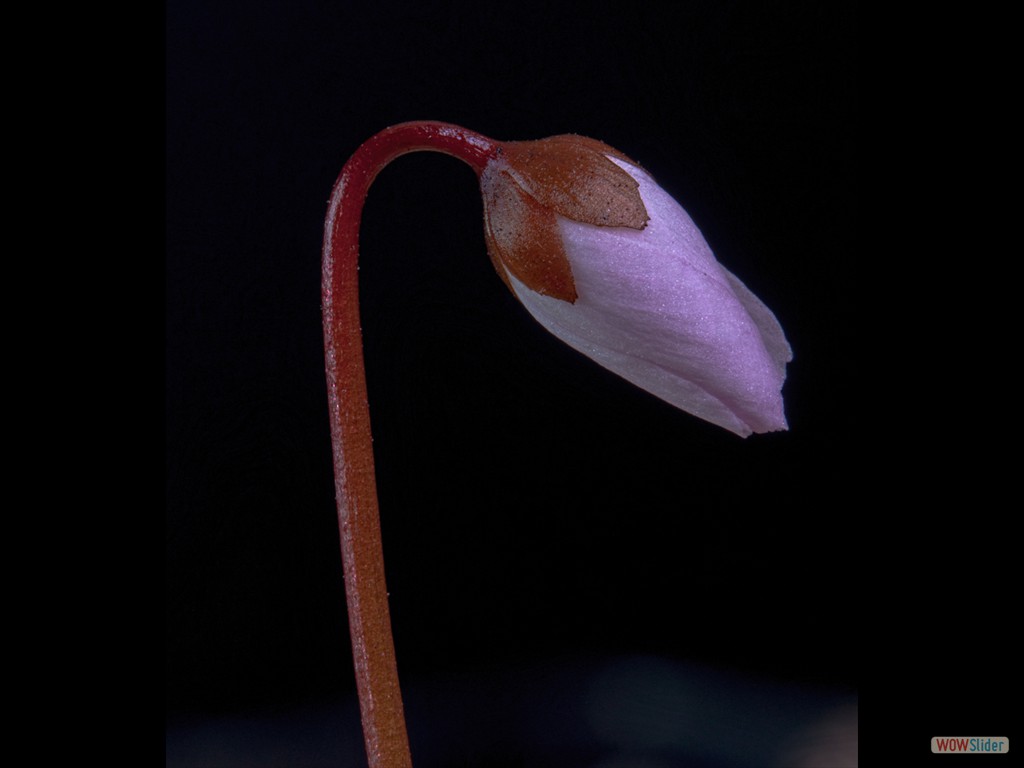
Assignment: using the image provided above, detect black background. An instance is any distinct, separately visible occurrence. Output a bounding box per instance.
[164,2,929,765]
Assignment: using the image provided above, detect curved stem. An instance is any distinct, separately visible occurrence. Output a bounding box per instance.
[321,122,499,768]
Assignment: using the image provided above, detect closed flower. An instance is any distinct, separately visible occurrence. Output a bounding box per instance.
[479,135,792,437]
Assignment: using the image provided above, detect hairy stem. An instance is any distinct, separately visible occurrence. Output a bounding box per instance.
[321,122,498,768]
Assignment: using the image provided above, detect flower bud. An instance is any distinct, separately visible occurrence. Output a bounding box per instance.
[480,135,792,437]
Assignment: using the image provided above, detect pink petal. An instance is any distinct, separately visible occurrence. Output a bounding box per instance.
[505,158,792,437]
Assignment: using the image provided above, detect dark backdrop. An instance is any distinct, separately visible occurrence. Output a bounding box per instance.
[166,2,869,765]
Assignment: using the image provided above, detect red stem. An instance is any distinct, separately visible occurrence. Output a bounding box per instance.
[321,122,499,768]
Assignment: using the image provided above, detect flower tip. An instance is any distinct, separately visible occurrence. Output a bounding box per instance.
[744,411,789,439]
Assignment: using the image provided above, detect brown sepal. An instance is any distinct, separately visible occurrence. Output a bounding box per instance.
[500,135,650,230]
[482,169,578,303]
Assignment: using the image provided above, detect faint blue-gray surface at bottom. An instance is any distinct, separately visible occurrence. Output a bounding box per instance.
[166,655,856,767]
